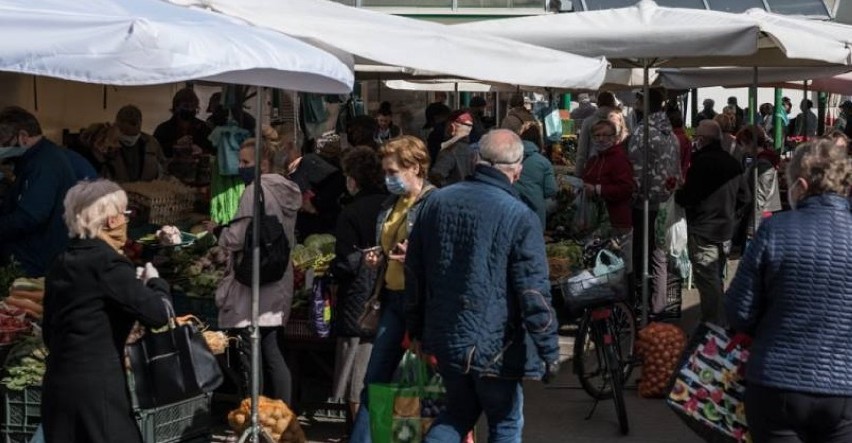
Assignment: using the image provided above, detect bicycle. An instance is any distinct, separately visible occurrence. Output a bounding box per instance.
[553,236,634,435]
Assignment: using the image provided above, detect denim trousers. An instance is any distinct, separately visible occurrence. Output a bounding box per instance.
[350,290,407,443]
[425,371,524,443]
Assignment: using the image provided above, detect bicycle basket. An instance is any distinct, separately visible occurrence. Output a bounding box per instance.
[559,249,627,313]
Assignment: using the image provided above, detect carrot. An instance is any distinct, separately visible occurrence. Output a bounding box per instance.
[8,290,43,303]
[5,297,43,316]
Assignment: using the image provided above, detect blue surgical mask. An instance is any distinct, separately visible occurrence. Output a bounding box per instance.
[385,175,408,195]
[239,167,256,185]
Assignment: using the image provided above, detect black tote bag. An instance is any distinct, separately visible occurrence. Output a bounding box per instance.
[128,301,224,409]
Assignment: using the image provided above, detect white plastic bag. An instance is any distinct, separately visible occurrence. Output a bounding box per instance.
[657,196,687,257]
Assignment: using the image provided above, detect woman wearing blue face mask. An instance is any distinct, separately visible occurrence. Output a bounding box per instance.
[214,125,301,406]
[726,139,852,443]
[350,136,434,443]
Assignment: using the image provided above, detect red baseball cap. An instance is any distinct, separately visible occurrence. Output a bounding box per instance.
[449,110,474,126]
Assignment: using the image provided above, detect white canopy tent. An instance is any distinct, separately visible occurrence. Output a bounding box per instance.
[0,2,358,442]
[465,0,852,325]
[465,0,851,69]
[0,0,353,93]
[164,0,608,91]
[657,67,852,90]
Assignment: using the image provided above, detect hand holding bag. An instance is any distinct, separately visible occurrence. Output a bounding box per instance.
[128,300,224,409]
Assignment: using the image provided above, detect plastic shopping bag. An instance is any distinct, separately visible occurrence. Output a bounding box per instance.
[656,196,686,254]
[369,351,428,443]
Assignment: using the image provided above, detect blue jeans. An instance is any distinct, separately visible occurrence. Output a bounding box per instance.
[350,290,407,443]
[425,372,524,443]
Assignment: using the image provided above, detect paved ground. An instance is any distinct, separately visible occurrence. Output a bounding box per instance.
[279,285,708,443]
[218,269,734,442]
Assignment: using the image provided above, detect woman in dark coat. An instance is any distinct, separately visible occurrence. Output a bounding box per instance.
[42,180,171,443]
[331,146,388,426]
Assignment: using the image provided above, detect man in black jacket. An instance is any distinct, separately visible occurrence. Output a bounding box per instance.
[675,120,750,325]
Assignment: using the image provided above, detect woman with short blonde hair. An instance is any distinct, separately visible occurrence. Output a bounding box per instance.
[726,139,852,442]
[350,135,436,441]
[43,179,171,443]
[379,135,430,179]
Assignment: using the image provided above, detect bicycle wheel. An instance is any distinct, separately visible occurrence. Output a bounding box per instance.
[573,312,610,399]
[573,302,637,399]
[604,340,630,435]
[610,302,637,382]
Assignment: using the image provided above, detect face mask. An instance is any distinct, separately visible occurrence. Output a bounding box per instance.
[385,174,408,195]
[177,108,196,121]
[345,177,359,196]
[0,146,27,161]
[100,217,128,253]
[119,133,140,146]
[592,140,613,153]
[787,180,805,210]
[239,166,256,185]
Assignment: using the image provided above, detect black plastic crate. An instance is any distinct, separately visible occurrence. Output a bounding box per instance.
[136,393,213,443]
[1,386,40,443]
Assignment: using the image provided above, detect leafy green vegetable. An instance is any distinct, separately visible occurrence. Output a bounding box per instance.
[2,334,47,390]
[303,234,336,256]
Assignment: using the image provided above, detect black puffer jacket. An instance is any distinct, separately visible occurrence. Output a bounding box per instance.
[331,189,387,337]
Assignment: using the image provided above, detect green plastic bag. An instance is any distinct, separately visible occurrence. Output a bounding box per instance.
[368,352,429,443]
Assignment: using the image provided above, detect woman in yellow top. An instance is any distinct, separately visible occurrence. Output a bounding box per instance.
[350,136,435,443]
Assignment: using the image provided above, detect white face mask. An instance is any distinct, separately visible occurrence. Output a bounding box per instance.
[119,133,140,146]
[787,180,803,210]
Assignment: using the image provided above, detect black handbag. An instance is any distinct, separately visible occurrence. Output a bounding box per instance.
[128,301,224,409]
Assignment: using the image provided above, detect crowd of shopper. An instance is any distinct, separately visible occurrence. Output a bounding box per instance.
[5,82,851,443]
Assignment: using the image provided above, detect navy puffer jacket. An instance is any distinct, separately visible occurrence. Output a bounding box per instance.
[725,194,852,395]
[406,165,559,380]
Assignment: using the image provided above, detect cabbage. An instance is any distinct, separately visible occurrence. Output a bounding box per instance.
[291,244,321,269]
[303,234,336,255]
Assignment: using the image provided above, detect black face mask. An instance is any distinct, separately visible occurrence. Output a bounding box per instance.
[177,108,196,121]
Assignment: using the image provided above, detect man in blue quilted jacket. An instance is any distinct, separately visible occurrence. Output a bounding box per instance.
[406,129,560,443]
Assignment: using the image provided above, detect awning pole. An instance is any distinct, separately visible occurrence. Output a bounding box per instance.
[237,88,266,443]
[641,61,651,327]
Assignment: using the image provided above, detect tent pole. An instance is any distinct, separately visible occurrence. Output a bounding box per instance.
[749,67,758,125]
[641,62,650,327]
[773,88,784,152]
[803,80,809,141]
[238,88,265,443]
[495,91,501,127]
[690,88,699,128]
[454,83,460,109]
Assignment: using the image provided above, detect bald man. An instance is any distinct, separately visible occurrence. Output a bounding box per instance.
[406,129,559,442]
[676,120,751,325]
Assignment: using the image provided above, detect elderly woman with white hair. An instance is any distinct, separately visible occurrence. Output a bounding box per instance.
[41,180,171,443]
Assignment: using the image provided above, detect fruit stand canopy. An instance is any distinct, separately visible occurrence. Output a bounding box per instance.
[577,0,831,18]
[0,0,354,93]
[165,0,609,90]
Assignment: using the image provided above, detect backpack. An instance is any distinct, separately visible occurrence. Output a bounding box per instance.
[233,179,291,287]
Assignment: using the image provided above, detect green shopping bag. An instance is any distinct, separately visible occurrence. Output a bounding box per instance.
[368,351,429,443]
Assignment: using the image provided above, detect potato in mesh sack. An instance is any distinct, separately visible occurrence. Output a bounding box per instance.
[228,396,305,443]
[636,322,687,398]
